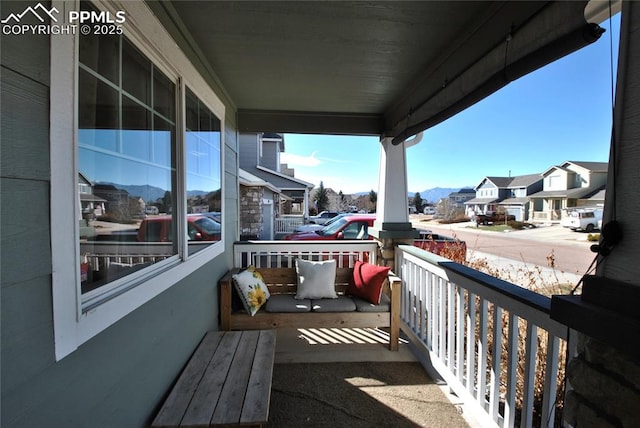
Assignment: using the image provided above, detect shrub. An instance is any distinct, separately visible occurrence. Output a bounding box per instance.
[507,220,536,230]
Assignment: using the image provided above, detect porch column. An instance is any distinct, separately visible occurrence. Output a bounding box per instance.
[370,136,421,269]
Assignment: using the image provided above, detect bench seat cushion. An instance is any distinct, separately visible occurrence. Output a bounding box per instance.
[265,295,311,313]
[353,294,390,312]
[311,296,357,312]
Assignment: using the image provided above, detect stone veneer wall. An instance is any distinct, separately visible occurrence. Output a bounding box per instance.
[374,237,414,271]
[239,186,263,239]
[564,335,640,427]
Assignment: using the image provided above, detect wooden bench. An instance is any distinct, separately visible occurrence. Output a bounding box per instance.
[219,267,401,351]
[152,330,276,428]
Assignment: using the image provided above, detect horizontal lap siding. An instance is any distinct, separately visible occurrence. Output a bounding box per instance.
[0,9,240,427]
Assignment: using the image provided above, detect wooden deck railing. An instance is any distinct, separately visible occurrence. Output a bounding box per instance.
[395,244,568,428]
[233,240,378,268]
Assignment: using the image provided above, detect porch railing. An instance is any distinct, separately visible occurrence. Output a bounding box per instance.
[233,240,378,268]
[229,241,569,427]
[395,244,568,428]
[274,215,305,234]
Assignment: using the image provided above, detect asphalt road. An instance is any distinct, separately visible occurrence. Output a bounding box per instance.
[410,216,597,277]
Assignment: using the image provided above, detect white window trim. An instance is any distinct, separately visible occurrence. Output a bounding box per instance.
[51,0,225,360]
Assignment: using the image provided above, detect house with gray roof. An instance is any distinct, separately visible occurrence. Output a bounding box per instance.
[497,173,544,221]
[528,160,607,222]
[465,174,543,221]
[238,133,314,238]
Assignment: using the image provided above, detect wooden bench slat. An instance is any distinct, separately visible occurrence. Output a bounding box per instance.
[180,332,242,426]
[241,330,277,424]
[152,332,224,427]
[211,331,260,425]
[153,330,276,427]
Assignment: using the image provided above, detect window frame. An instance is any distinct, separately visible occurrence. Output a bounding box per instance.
[51,0,226,360]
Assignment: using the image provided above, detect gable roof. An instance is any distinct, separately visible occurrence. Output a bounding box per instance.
[249,165,314,190]
[564,161,608,171]
[507,173,543,188]
[543,161,608,176]
[239,168,281,194]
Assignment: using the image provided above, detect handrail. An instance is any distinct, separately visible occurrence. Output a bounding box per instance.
[233,240,379,268]
[396,244,568,428]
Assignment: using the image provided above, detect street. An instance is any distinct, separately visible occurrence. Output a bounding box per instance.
[410,216,597,278]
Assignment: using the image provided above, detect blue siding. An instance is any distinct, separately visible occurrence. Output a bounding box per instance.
[1,24,238,428]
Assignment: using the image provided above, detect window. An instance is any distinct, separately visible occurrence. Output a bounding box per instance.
[185,88,222,256]
[78,27,179,295]
[51,0,225,360]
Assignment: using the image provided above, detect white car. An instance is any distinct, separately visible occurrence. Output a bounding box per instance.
[307,211,340,225]
[294,213,349,233]
[423,206,436,215]
[561,208,602,232]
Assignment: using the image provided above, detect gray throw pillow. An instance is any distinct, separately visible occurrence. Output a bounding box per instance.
[295,259,338,299]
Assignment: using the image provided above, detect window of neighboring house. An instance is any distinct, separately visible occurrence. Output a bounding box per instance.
[51,0,225,360]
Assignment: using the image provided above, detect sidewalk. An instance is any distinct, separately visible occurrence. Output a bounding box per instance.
[467,250,583,292]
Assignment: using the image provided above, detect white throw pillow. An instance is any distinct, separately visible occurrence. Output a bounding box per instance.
[232,266,271,316]
[295,259,338,299]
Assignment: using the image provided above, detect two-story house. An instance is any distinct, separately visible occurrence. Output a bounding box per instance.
[465,176,514,217]
[528,160,607,222]
[238,132,313,239]
[465,174,543,221]
[448,188,476,206]
[497,173,544,221]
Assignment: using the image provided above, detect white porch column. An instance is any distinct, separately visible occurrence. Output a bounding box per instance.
[370,135,421,267]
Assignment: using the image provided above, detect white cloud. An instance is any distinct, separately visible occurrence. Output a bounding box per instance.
[280,151,321,167]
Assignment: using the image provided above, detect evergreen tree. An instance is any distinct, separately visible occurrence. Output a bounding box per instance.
[314,181,329,212]
[368,189,377,212]
[412,192,423,213]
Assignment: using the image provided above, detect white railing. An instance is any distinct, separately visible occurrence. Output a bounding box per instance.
[80,242,173,272]
[233,240,378,268]
[395,245,568,428]
[275,215,305,233]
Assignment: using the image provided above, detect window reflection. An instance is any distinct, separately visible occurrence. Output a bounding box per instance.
[186,88,222,256]
[78,4,177,294]
[77,1,222,296]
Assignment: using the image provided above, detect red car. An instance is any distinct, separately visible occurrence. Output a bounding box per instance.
[137,214,221,242]
[284,214,375,240]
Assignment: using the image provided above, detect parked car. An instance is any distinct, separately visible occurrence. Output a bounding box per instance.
[137,214,221,242]
[307,210,340,225]
[561,208,602,232]
[144,206,159,215]
[293,213,349,234]
[413,230,467,263]
[474,211,516,225]
[423,206,436,215]
[284,214,375,240]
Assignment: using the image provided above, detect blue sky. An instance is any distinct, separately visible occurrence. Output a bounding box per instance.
[282,14,620,195]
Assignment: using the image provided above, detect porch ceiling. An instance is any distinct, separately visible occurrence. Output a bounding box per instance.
[149,1,603,141]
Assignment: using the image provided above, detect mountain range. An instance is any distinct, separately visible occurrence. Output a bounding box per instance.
[98,182,207,202]
[352,187,472,203]
[409,187,474,203]
[106,182,471,204]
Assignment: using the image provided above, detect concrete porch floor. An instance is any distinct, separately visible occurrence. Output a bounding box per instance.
[266,328,472,427]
